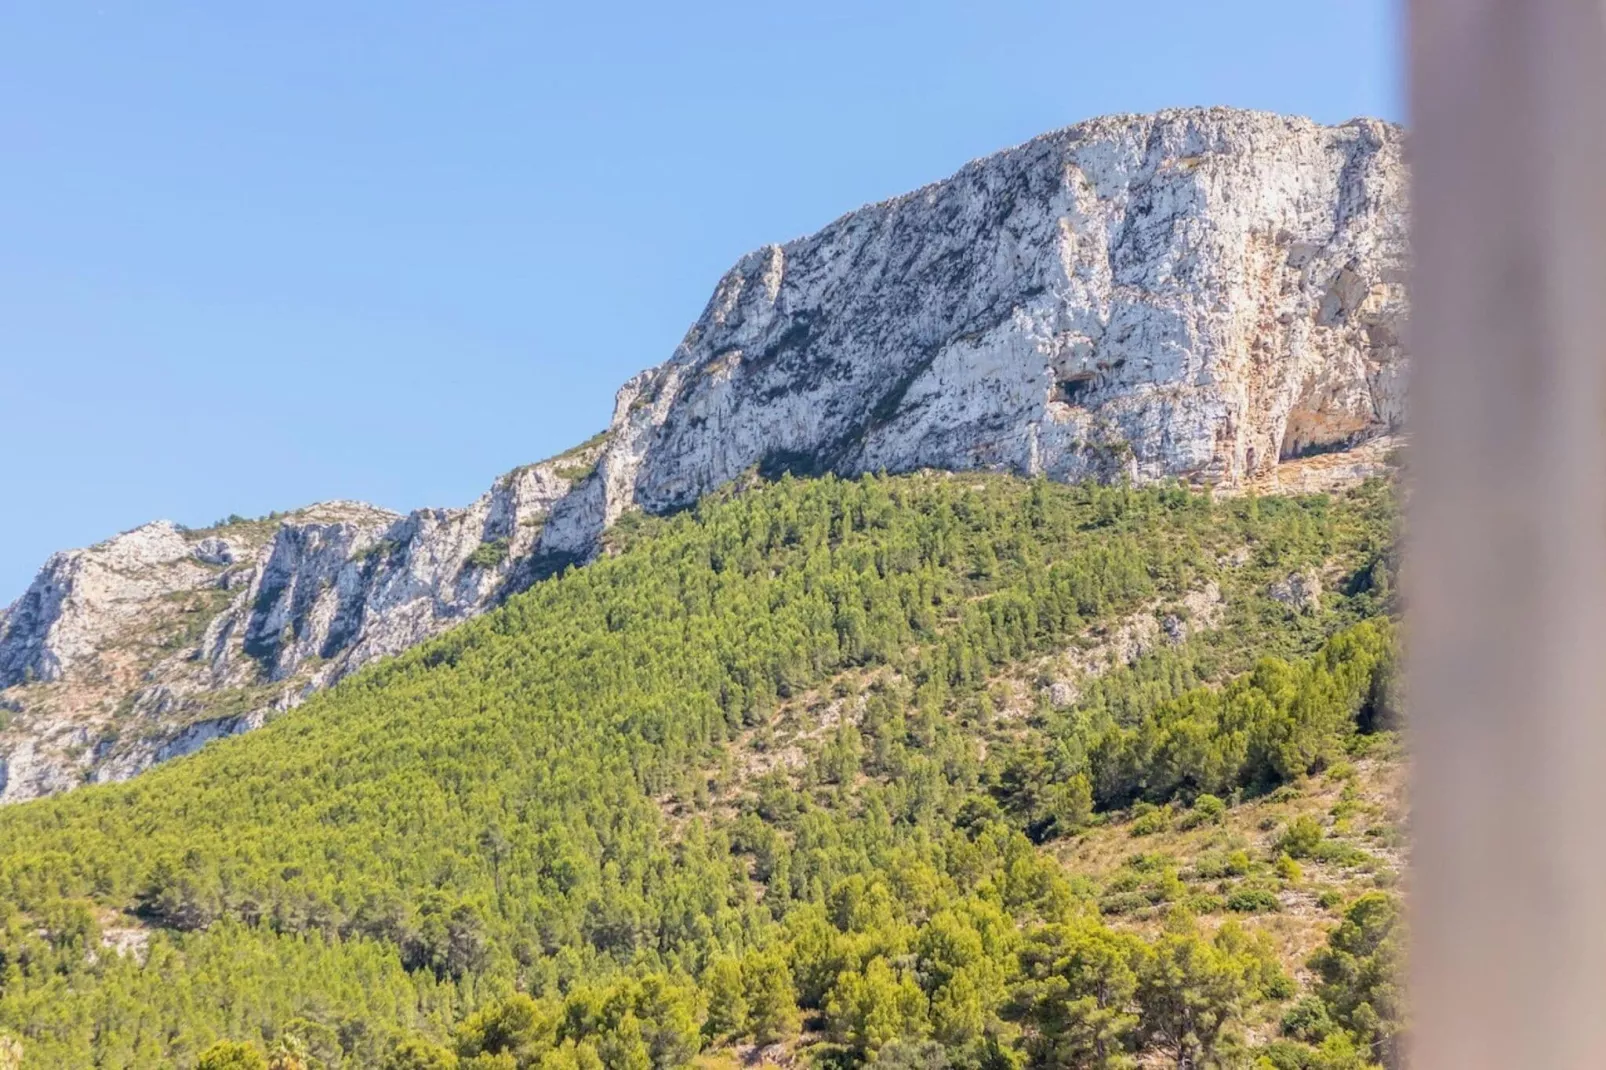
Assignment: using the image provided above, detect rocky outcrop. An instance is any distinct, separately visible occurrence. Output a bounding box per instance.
[0,521,199,686]
[0,444,603,802]
[0,107,1407,801]
[538,107,1406,557]
[1269,568,1325,614]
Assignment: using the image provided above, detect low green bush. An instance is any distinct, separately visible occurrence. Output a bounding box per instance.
[1277,816,1325,859]
[465,538,510,570]
[1227,886,1282,913]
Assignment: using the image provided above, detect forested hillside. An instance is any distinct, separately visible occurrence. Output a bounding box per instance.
[0,472,1401,1070]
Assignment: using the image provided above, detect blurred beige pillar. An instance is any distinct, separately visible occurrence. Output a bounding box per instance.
[1409,1,1606,1068]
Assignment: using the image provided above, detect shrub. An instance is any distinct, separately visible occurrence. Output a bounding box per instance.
[1226,886,1281,913]
[1130,804,1172,837]
[1277,816,1324,859]
[1194,849,1252,880]
[1281,996,1334,1042]
[1099,891,1151,916]
[1185,793,1227,827]
[1103,867,1144,894]
[1254,1038,1315,1069]
[1148,868,1187,904]
[1126,851,1174,872]
[466,538,510,571]
[871,1039,951,1069]
[1311,840,1370,868]
[554,461,597,483]
[1365,825,1406,848]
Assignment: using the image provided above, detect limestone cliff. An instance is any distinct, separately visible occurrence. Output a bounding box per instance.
[538,107,1405,558]
[0,445,601,802]
[0,107,1406,801]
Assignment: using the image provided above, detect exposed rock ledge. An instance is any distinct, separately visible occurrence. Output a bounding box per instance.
[0,448,602,803]
[0,106,1406,801]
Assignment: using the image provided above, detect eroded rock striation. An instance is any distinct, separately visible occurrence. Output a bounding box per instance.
[0,447,601,802]
[540,107,1405,557]
[0,107,1407,800]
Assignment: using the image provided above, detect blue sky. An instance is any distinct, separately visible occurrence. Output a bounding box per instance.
[0,1,1400,601]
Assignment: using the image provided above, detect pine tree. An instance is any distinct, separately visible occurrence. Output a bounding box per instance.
[197,1041,269,1070]
[744,952,801,1045]
[703,955,749,1040]
[1136,923,1249,1069]
[1017,920,1143,1069]
[383,1038,460,1070]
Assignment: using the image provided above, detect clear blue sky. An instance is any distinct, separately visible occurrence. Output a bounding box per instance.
[0,1,1400,602]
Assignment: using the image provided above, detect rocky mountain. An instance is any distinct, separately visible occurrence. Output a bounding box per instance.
[0,444,603,803]
[0,106,1407,802]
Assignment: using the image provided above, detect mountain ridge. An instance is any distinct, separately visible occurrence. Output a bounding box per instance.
[0,106,1407,802]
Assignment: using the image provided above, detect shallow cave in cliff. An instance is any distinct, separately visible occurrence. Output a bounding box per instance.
[1055,372,1097,404]
[1279,419,1363,462]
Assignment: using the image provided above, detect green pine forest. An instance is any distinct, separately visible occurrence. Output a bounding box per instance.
[0,471,1404,1070]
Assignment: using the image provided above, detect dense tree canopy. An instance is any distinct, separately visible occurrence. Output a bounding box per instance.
[0,472,1401,1068]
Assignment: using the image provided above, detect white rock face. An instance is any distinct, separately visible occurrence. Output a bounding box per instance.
[542,107,1405,556]
[0,107,1407,802]
[0,447,602,802]
[0,521,196,685]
